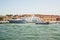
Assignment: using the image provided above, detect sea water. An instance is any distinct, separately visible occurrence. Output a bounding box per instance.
[0,23,60,40]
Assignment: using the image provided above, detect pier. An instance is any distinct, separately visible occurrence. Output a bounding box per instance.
[0,21,9,24]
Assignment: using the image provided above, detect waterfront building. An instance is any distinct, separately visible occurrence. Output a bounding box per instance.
[35,14,60,22]
[2,15,20,21]
[0,14,60,22]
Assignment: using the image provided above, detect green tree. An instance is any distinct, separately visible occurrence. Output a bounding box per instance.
[6,14,13,17]
[0,17,3,21]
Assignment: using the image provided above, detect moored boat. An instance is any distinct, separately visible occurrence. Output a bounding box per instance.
[35,22,49,24]
[8,19,26,23]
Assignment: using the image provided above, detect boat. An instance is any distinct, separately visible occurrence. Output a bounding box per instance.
[25,15,40,23]
[35,19,49,24]
[34,17,49,24]
[8,19,26,23]
[35,22,49,24]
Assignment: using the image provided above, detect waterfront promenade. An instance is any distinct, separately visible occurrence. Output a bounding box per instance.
[0,21,9,24]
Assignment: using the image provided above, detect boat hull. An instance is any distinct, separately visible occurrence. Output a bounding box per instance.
[9,20,26,23]
[35,22,49,24]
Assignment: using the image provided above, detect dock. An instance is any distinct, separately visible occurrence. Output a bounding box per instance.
[0,21,9,24]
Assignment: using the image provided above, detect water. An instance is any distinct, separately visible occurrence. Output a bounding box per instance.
[0,23,60,40]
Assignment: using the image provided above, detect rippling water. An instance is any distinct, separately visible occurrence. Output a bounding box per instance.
[0,23,60,40]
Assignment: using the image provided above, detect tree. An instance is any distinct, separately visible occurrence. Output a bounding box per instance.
[6,14,13,16]
[0,17,3,21]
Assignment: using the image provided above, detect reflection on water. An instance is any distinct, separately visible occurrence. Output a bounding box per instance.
[0,23,60,40]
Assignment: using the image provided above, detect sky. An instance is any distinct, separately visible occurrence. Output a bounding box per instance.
[0,0,60,15]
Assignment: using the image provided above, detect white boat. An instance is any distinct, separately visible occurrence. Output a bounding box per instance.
[25,15,40,23]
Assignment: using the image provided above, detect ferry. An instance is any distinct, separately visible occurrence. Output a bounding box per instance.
[8,19,26,23]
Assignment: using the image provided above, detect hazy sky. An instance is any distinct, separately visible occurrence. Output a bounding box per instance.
[0,0,60,15]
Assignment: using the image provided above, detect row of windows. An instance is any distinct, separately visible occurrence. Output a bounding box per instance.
[44,19,56,21]
[39,16,57,18]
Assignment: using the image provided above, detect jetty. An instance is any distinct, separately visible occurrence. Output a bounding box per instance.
[0,21,9,24]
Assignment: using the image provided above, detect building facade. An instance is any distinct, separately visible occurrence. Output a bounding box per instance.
[35,14,60,22]
[1,14,60,22]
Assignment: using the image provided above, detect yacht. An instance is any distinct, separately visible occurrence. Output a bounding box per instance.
[8,18,26,23]
[29,15,49,24]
